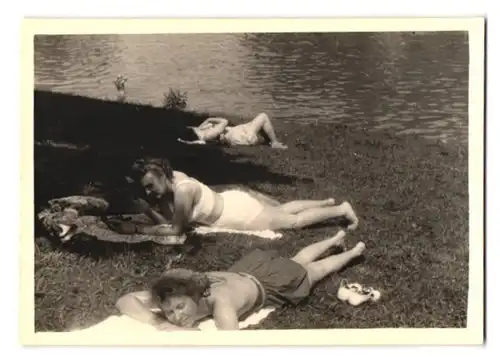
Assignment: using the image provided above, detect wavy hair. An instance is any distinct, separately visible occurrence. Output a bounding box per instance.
[150,268,212,304]
[129,157,174,181]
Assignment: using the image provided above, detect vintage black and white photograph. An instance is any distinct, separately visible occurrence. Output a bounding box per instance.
[22,18,484,345]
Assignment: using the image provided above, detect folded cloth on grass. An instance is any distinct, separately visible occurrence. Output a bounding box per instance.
[68,306,276,334]
[37,196,283,245]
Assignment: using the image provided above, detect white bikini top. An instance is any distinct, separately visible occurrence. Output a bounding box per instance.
[175,178,216,225]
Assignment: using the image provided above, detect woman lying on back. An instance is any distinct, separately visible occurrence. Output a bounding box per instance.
[178,112,287,149]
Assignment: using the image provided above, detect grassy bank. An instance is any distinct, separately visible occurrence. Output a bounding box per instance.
[33,90,469,331]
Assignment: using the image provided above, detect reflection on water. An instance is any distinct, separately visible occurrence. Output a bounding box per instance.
[34,32,469,144]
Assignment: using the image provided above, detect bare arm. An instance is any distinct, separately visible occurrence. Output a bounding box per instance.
[116,291,190,331]
[198,117,229,129]
[132,197,171,224]
[136,184,193,236]
[144,208,170,224]
[115,291,158,325]
[212,297,240,330]
[132,199,181,237]
[196,118,229,141]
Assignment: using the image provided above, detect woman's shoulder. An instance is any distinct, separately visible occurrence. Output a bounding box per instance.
[175,171,203,183]
[174,173,201,195]
[173,170,188,178]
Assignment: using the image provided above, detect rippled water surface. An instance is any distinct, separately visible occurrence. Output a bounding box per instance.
[34,32,469,144]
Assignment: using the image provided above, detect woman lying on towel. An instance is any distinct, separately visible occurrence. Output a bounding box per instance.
[115,230,366,330]
[178,112,288,149]
[104,158,359,239]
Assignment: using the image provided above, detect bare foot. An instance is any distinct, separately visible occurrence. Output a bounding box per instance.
[329,229,347,247]
[341,202,359,230]
[270,141,288,149]
[352,242,366,257]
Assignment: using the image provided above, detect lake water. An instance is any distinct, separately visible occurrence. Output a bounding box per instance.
[34,32,469,144]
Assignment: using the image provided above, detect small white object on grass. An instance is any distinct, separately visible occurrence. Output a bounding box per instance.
[337,279,381,306]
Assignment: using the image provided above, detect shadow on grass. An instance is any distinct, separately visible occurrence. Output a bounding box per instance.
[33,88,471,331]
[36,225,212,261]
[34,89,305,216]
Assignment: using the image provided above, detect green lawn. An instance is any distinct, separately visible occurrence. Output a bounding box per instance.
[34,91,469,331]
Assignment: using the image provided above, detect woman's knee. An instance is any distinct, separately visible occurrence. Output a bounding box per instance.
[257,112,269,120]
[251,113,269,126]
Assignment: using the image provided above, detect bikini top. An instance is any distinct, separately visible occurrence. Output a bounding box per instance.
[175,178,216,225]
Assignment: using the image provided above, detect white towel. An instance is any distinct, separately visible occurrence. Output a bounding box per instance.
[198,307,276,330]
[68,307,276,334]
[193,226,282,240]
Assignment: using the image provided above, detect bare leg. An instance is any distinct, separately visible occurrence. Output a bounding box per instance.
[278,198,336,214]
[291,230,346,265]
[305,242,366,286]
[270,202,359,231]
[248,113,287,149]
[241,188,282,207]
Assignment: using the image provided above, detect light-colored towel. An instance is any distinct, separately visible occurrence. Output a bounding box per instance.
[177,138,207,145]
[193,226,282,240]
[69,307,276,334]
[199,307,276,330]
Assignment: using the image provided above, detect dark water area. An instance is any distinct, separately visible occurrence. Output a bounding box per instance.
[34,32,469,145]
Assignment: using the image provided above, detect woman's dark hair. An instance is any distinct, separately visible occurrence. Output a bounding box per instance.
[150,268,212,304]
[130,157,174,181]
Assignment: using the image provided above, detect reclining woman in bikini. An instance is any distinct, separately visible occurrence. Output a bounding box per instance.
[178,112,288,149]
[116,230,367,330]
[105,158,359,241]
